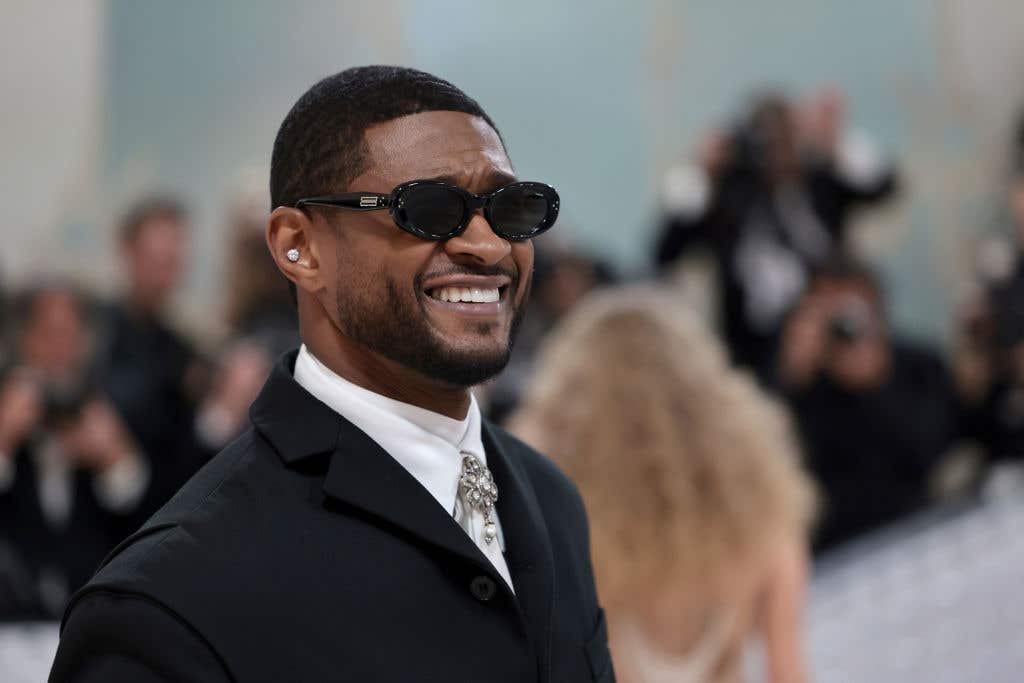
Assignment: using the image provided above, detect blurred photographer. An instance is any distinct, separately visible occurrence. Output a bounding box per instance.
[773,261,960,552]
[0,283,148,619]
[191,191,297,450]
[955,119,1024,468]
[655,89,898,378]
[96,197,209,524]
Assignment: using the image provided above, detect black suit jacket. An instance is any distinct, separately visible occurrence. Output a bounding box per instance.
[49,352,614,682]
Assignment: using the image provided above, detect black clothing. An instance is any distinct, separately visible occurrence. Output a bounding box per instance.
[966,378,1024,462]
[51,351,614,682]
[966,259,1024,460]
[988,258,1024,352]
[655,161,896,376]
[781,342,960,552]
[0,446,127,619]
[234,305,300,361]
[97,304,210,527]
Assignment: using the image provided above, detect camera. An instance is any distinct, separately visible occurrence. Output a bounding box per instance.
[42,380,97,430]
[827,302,874,345]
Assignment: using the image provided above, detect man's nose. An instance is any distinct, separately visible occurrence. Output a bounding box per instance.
[442,213,511,266]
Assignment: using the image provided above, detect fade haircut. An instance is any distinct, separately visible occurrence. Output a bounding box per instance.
[270,65,502,209]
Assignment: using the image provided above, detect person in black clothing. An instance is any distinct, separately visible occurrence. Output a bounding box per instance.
[0,283,147,618]
[188,192,300,451]
[655,90,898,377]
[51,66,611,682]
[222,190,300,358]
[773,261,960,552]
[955,128,1024,463]
[96,198,209,527]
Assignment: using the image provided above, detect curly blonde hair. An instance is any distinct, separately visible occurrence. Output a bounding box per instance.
[508,287,815,616]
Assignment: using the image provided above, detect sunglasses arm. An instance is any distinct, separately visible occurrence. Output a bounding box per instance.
[294,193,391,211]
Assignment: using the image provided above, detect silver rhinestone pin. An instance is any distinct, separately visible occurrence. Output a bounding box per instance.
[459,453,499,545]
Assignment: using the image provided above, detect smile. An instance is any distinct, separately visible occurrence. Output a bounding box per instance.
[428,286,501,303]
[421,273,512,316]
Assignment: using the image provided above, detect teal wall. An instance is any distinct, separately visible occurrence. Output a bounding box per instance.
[100,0,1024,341]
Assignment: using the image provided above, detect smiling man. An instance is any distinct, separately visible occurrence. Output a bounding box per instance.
[49,67,614,683]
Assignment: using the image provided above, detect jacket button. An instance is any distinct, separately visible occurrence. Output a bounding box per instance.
[470,575,497,602]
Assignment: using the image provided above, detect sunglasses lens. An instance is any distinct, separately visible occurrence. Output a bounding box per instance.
[395,184,465,238]
[489,183,558,240]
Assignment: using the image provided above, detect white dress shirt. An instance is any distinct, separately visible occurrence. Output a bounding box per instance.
[292,345,514,592]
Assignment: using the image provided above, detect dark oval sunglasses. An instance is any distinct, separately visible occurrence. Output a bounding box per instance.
[294,180,559,241]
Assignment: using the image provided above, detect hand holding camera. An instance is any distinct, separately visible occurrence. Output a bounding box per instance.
[55,397,139,473]
[781,289,888,390]
[59,397,138,473]
[0,369,44,456]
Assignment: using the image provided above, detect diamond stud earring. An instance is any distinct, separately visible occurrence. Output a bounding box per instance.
[286,248,300,263]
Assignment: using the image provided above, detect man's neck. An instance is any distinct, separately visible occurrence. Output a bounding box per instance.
[302,332,472,421]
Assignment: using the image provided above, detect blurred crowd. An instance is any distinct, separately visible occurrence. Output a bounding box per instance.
[653,89,1024,548]
[4,83,1024,678]
[0,197,297,619]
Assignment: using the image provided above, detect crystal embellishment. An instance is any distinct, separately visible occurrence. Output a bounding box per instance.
[459,453,499,545]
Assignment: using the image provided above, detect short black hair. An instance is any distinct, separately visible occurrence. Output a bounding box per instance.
[118,196,188,244]
[269,65,501,210]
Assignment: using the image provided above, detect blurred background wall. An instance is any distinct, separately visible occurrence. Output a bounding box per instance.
[4,0,1024,343]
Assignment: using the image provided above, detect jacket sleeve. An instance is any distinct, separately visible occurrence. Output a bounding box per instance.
[49,589,230,682]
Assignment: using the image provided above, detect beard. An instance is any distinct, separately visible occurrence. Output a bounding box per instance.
[334,267,528,387]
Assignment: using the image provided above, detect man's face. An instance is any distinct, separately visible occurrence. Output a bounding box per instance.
[21,290,88,380]
[816,279,889,390]
[312,111,534,387]
[126,217,187,309]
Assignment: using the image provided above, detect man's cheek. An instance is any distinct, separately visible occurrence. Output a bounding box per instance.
[517,275,533,308]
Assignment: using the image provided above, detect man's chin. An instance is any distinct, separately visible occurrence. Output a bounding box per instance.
[408,338,512,387]
[415,360,508,388]
[425,309,508,339]
[378,290,523,386]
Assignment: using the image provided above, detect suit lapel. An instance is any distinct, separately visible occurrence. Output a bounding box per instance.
[251,352,505,583]
[483,422,556,683]
[320,416,495,576]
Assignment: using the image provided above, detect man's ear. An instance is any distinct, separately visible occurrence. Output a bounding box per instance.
[266,207,324,297]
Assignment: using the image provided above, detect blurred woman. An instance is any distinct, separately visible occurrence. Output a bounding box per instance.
[508,288,816,682]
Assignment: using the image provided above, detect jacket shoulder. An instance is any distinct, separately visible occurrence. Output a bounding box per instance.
[64,429,275,619]
[52,588,230,682]
[143,428,261,526]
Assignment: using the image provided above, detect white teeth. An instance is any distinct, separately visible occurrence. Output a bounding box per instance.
[431,286,501,303]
